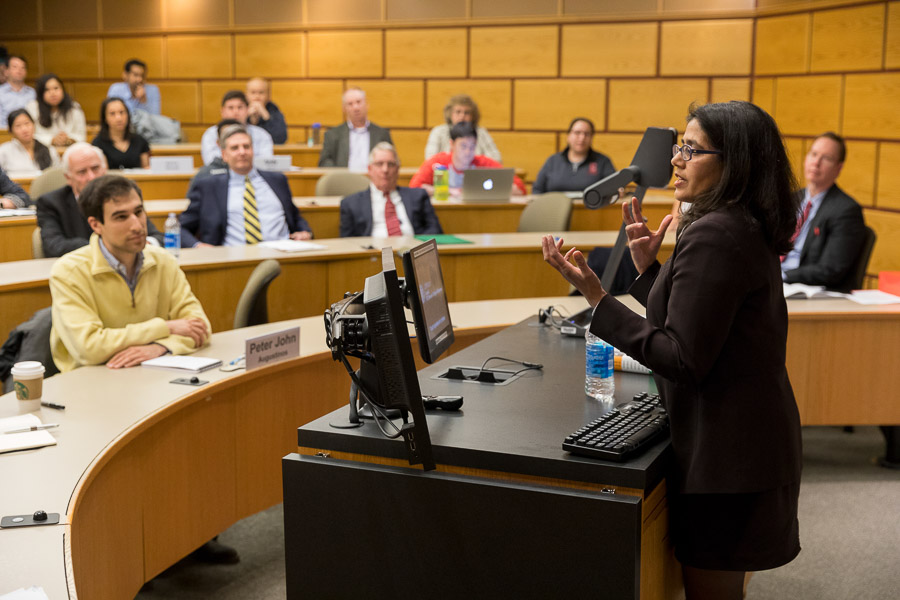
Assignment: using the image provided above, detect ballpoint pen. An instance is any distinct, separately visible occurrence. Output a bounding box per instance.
[41,401,66,410]
[3,423,60,434]
[228,355,246,366]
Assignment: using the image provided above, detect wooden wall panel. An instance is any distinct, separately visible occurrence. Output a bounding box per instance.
[103,38,165,80]
[710,78,751,102]
[308,0,382,23]
[390,129,431,165]
[665,0,754,9]
[0,2,39,36]
[774,75,842,136]
[660,20,753,76]
[235,33,306,79]
[200,81,245,125]
[165,0,229,29]
[565,0,658,14]
[783,137,806,185]
[388,0,467,20]
[271,81,345,126]
[103,0,163,31]
[308,31,383,78]
[43,40,100,79]
[608,79,708,132]
[863,209,900,273]
[235,0,304,26]
[4,42,41,73]
[348,80,425,128]
[513,79,606,131]
[70,83,111,123]
[472,0,557,18]
[426,80,512,129]
[592,133,646,171]
[167,35,233,79]
[811,4,884,72]
[840,140,877,207]
[561,23,658,77]
[752,77,776,115]
[385,29,468,78]
[42,0,98,33]
[157,82,202,124]
[888,2,900,69]
[875,142,900,210]
[490,131,557,181]
[844,73,900,140]
[470,26,559,77]
[755,14,810,75]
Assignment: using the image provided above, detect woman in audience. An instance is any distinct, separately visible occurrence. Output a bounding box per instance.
[92,97,150,169]
[424,94,501,162]
[26,73,86,148]
[532,117,615,195]
[543,101,802,600]
[0,108,59,172]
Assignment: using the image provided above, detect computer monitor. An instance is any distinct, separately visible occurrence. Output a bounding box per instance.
[402,239,454,364]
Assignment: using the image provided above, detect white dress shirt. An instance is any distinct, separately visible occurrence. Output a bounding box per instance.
[347,121,371,172]
[0,139,60,172]
[224,169,289,246]
[25,99,86,146]
[369,184,413,237]
[0,83,36,129]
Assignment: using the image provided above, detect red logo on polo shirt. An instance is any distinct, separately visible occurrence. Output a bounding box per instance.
[589,163,598,175]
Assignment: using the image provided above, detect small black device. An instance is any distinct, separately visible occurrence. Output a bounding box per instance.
[422,395,464,411]
[171,376,207,386]
[559,307,594,337]
[1,511,61,528]
[563,393,669,462]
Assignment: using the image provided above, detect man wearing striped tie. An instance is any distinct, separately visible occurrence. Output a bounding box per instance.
[181,124,312,248]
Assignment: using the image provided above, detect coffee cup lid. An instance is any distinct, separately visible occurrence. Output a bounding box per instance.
[11,361,45,377]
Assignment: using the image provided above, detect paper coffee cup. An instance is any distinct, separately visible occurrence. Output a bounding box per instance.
[11,361,45,408]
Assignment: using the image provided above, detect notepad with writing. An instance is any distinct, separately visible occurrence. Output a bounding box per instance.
[0,414,57,454]
[141,355,222,373]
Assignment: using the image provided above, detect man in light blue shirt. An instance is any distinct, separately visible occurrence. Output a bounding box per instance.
[106,59,161,116]
[200,91,273,165]
[0,56,36,129]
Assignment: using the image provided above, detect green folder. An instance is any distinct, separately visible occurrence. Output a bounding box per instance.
[414,234,474,245]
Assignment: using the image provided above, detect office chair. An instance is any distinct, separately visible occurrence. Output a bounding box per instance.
[32,227,45,259]
[517,192,572,232]
[314,171,370,196]
[233,259,282,329]
[848,225,877,290]
[29,167,67,199]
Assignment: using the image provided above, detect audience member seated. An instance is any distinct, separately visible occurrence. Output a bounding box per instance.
[189,119,238,190]
[92,98,150,169]
[781,132,867,292]
[26,73,86,148]
[201,91,273,165]
[0,55,36,128]
[107,59,161,116]
[0,109,59,172]
[410,122,525,196]
[340,142,442,237]
[182,124,312,247]
[318,87,392,171]
[37,143,163,257]
[246,77,287,144]
[0,165,31,208]
[532,117,615,195]
[425,94,500,162]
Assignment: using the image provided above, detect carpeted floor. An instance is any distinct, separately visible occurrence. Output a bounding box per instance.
[136,426,899,599]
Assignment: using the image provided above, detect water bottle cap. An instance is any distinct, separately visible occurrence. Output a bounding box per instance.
[312,123,321,129]
[433,164,448,171]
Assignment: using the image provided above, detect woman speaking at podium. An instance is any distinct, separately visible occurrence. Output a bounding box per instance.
[543,101,802,600]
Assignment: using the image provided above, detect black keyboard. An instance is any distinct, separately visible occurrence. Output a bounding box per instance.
[563,393,669,462]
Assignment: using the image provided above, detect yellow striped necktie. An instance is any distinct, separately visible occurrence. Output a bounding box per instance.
[243,176,262,244]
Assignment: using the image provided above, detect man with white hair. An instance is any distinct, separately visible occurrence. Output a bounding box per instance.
[318,87,392,171]
[36,142,163,257]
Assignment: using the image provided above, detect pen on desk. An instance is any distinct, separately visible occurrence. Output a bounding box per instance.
[41,401,66,410]
[228,355,245,366]
[3,423,60,434]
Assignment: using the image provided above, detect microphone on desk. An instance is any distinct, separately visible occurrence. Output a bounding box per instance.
[583,127,677,209]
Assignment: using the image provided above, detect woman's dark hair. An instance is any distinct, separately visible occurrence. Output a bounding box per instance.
[449,121,477,141]
[99,97,132,142]
[567,117,595,135]
[680,101,800,254]
[34,73,75,129]
[6,108,53,170]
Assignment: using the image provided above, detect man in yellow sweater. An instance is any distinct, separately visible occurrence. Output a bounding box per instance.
[49,174,210,372]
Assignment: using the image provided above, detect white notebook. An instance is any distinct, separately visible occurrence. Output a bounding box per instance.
[0,415,57,454]
[141,355,222,373]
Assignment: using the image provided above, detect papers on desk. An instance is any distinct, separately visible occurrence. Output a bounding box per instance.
[0,208,36,217]
[258,240,328,253]
[0,415,57,455]
[783,283,846,300]
[845,290,900,305]
[141,355,222,373]
[0,587,50,600]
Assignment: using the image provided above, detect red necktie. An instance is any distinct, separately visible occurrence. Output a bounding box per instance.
[782,201,812,262]
[384,197,402,236]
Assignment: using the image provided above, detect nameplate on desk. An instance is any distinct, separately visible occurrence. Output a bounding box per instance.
[245,327,300,371]
[254,155,292,171]
[150,156,194,173]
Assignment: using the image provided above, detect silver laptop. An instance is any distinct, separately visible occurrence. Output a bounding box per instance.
[461,168,515,203]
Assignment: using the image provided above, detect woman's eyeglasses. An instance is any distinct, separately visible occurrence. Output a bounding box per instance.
[673,144,723,161]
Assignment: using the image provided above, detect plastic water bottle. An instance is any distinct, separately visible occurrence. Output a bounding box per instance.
[309,122,321,147]
[433,165,449,202]
[585,331,614,401]
[164,212,180,258]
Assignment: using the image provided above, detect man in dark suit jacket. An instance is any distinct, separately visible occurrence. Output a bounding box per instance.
[37,143,163,257]
[340,142,442,238]
[782,132,866,291]
[180,124,311,247]
[318,87,392,170]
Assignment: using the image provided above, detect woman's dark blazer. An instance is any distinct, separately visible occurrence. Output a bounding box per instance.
[590,206,802,495]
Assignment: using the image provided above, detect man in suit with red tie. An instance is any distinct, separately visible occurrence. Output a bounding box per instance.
[180,124,312,247]
[339,142,443,238]
[781,132,866,291]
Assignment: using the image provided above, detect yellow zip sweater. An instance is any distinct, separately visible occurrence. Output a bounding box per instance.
[50,234,211,372]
